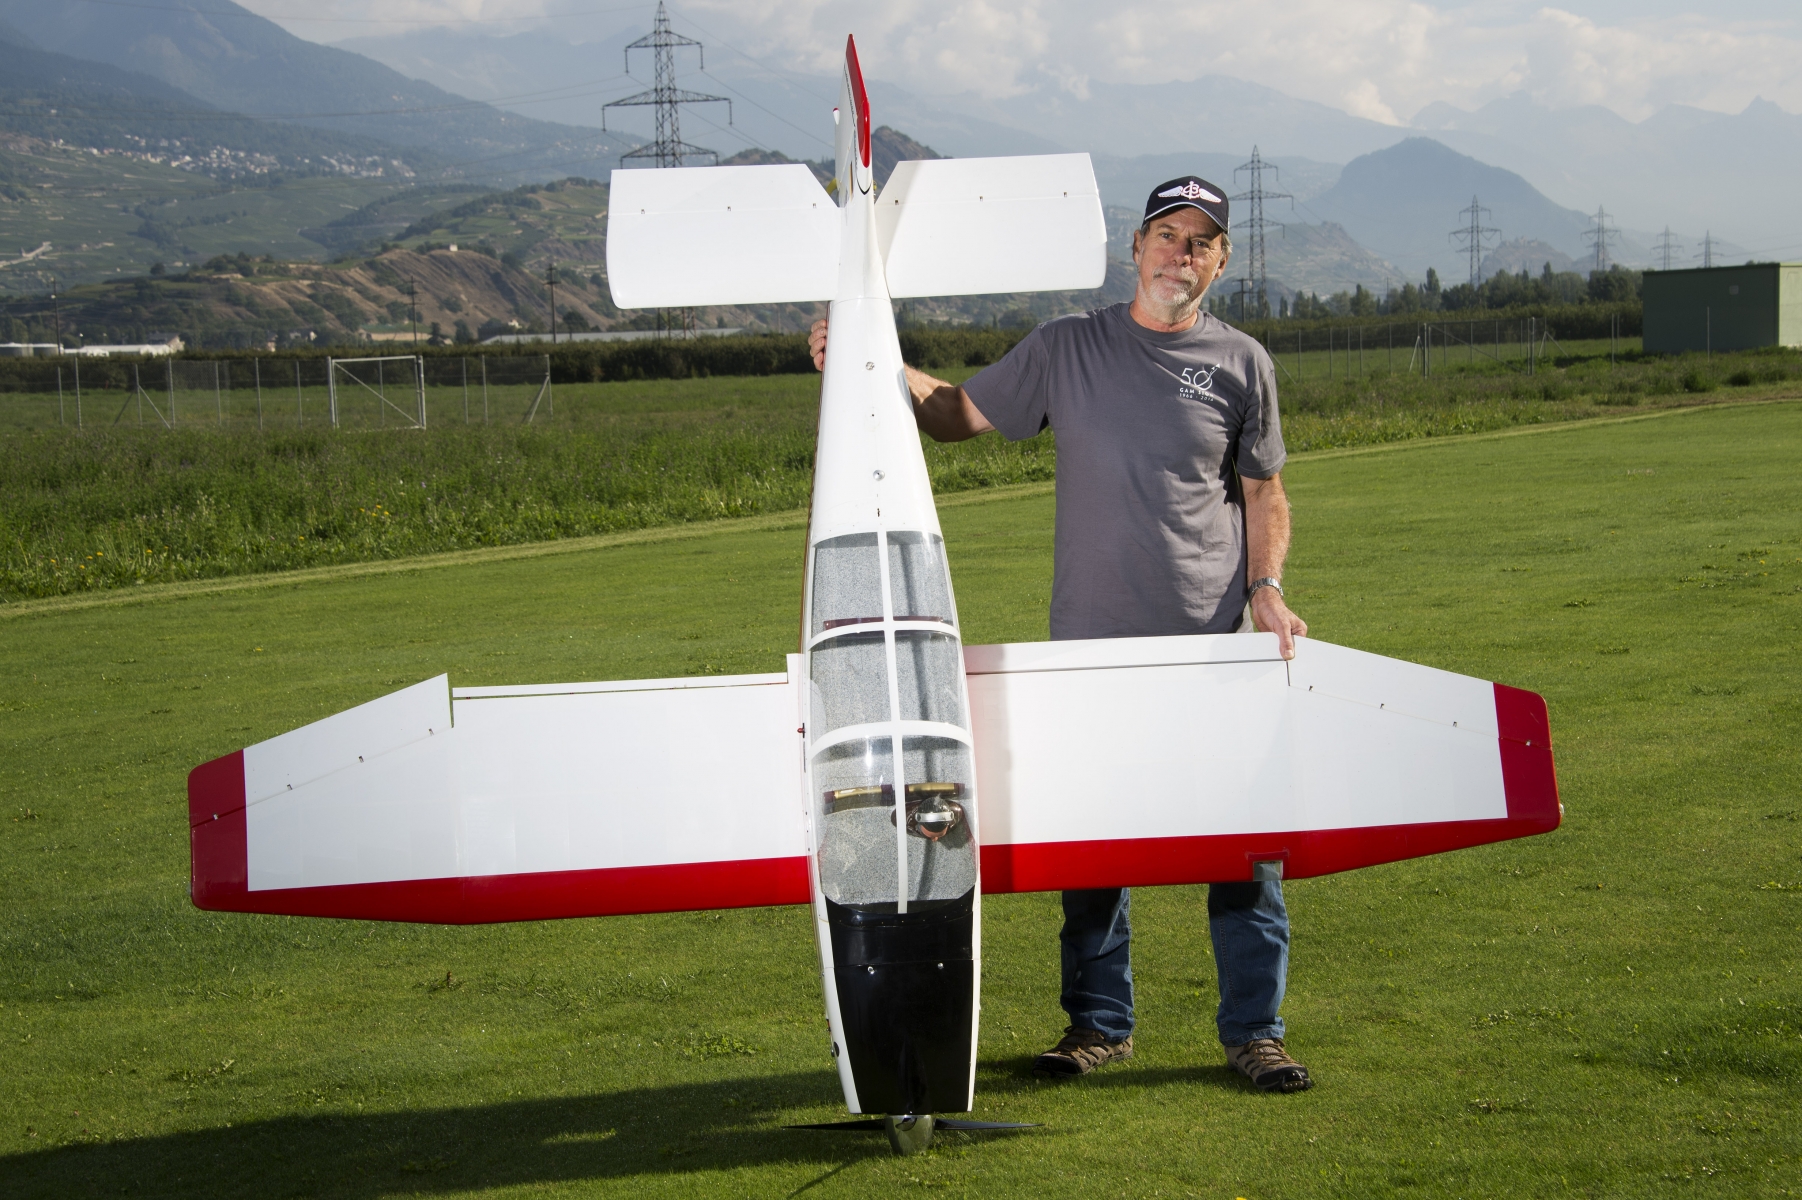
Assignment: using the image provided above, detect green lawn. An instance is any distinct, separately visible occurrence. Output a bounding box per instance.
[2,402,1800,1197]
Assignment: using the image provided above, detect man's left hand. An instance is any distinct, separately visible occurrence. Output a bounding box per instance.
[1251,586,1308,660]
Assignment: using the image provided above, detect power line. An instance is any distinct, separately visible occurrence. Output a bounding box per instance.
[1449,195,1500,287]
[1697,230,1715,269]
[1230,146,1291,320]
[67,0,654,26]
[603,1,730,167]
[1655,226,1683,271]
[1583,205,1620,274]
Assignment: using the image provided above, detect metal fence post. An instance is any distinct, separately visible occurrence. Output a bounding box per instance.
[327,357,339,428]
[73,357,82,428]
[136,364,143,426]
[545,354,553,420]
[416,355,427,428]
[57,365,65,425]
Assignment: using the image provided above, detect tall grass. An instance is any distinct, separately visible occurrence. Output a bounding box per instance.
[3,349,1796,602]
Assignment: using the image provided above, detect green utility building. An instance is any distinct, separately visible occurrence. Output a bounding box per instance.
[1643,262,1802,353]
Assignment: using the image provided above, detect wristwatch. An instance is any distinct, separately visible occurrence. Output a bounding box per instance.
[1248,577,1284,600]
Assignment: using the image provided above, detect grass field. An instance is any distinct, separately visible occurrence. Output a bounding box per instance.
[6,347,1801,604]
[2,400,1799,1197]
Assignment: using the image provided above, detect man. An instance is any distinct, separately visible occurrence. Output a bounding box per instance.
[808,176,1312,1094]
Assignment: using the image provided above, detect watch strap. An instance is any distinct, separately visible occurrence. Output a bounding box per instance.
[1248,577,1284,599]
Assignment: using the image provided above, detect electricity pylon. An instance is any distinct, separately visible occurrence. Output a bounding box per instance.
[1450,196,1500,286]
[603,1,731,167]
[1655,227,1683,271]
[1583,205,1620,273]
[1231,147,1292,319]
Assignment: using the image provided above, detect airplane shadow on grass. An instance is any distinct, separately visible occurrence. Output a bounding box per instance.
[2,1064,1248,1198]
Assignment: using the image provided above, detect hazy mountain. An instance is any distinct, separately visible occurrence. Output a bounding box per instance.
[0,1,638,183]
[0,37,427,176]
[1412,92,1802,258]
[334,25,1055,165]
[1307,138,1601,279]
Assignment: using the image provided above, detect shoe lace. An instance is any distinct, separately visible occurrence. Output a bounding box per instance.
[1244,1039,1296,1069]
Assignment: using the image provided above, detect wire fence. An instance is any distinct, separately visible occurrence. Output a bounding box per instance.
[0,318,1643,431]
[1258,317,1633,386]
[0,354,559,433]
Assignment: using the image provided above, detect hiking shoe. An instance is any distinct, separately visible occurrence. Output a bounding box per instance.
[1033,1026,1134,1078]
[1225,1038,1313,1092]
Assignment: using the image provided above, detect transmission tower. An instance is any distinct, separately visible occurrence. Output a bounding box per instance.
[1231,147,1292,319]
[1697,230,1715,269]
[603,1,731,167]
[1655,226,1683,271]
[1449,195,1501,286]
[1583,205,1620,274]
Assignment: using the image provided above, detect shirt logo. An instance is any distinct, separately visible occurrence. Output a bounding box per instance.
[1160,181,1222,203]
[1178,364,1221,400]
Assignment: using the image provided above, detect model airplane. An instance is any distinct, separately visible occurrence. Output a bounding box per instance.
[187,38,1561,1156]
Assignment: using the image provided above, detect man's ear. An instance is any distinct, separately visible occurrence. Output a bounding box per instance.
[1131,228,1142,265]
[1214,246,1232,281]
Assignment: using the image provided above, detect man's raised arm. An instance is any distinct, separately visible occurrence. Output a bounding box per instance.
[810,318,994,443]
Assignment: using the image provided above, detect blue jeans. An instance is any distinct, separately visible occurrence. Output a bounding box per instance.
[1058,882,1289,1045]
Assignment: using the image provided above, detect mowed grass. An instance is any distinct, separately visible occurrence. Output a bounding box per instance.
[7,349,1802,603]
[2,402,1800,1197]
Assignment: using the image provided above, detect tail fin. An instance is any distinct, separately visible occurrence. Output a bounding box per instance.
[836,34,872,203]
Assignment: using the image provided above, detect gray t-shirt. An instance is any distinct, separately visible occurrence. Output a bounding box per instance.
[963,304,1286,641]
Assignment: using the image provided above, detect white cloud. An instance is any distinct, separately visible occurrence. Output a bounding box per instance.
[247,0,1802,122]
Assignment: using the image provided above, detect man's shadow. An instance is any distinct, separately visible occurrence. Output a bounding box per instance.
[2,1070,876,1200]
[2,1062,1245,1198]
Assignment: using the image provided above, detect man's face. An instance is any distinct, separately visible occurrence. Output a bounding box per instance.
[1132,208,1229,309]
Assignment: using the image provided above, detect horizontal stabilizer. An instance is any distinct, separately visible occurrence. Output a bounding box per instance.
[606,164,839,308]
[877,155,1106,298]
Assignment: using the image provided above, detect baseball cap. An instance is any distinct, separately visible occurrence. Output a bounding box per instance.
[1143,176,1230,234]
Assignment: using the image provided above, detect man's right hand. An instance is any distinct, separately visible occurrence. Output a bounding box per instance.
[809,318,828,372]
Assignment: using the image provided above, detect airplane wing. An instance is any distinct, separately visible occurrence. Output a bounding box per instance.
[967,634,1561,892]
[188,671,810,924]
[188,636,1558,923]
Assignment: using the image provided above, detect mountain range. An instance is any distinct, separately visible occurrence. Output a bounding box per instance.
[0,1,1790,303]
[338,22,1799,267]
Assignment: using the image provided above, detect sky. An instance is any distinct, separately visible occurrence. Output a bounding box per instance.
[239,0,1802,125]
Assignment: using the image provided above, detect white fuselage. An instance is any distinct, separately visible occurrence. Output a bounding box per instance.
[800,136,982,1115]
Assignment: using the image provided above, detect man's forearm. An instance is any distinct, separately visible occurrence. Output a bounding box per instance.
[1244,473,1291,582]
[906,364,994,442]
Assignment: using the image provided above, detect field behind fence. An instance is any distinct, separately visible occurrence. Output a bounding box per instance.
[0,354,561,434]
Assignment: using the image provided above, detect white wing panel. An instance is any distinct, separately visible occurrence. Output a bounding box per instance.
[968,634,1508,849]
[243,676,804,892]
[606,164,839,308]
[876,155,1106,298]
[242,675,449,809]
[971,658,1294,846]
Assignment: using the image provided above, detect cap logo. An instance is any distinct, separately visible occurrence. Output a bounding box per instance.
[1160,181,1222,203]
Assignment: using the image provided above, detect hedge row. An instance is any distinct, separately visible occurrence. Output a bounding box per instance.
[0,305,1646,391]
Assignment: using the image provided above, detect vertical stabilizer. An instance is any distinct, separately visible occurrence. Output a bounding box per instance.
[836,36,872,204]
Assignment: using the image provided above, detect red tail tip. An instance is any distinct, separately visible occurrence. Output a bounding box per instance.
[844,35,871,169]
